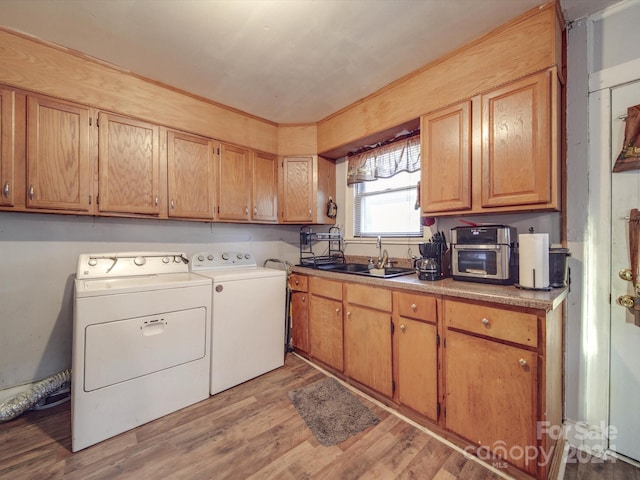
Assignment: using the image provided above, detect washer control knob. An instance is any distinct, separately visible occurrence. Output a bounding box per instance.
[244,254,251,260]
[134,256,146,266]
[88,258,98,267]
[207,254,214,261]
[162,257,170,264]
[237,253,243,260]
[222,253,230,260]
[198,255,205,262]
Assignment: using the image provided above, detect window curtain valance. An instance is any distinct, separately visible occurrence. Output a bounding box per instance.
[346,133,420,185]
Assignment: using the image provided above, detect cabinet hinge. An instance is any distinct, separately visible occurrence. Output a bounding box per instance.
[436,334,440,347]
[392,380,396,393]
[89,117,92,126]
[88,195,92,205]
[390,321,394,334]
[217,147,220,155]
[96,194,99,205]
[437,402,441,419]
[96,117,99,127]
[443,338,446,348]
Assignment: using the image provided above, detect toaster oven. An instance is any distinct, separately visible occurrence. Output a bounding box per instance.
[450,225,517,285]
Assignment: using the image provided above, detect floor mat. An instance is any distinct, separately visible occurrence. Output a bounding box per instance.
[288,377,380,446]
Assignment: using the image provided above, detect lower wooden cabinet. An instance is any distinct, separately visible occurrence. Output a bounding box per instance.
[344,284,393,397]
[445,329,537,474]
[308,277,343,371]
[289,274,309,354]
[393,291,439,421]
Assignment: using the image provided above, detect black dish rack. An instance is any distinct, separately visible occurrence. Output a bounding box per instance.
[299,226,345,267]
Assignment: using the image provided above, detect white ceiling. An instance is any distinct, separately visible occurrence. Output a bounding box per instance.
[0,0,620,124]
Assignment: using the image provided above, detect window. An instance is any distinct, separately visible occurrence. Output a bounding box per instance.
[348,133,422,238]
[354,170,422,237]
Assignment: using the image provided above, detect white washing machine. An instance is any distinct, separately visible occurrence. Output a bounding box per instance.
[190,251,287,395]
[72,252,212,452]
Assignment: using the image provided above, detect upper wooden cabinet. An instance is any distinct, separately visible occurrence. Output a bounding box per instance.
[252,150,278,223]
[421,68,559,216]
[217,142,250,221]
[0,88,19,208]
[26,95,93,213]
[420,101,471,213]
[167,130,215,220]
[98,112,160,216]
[280,155,336,224]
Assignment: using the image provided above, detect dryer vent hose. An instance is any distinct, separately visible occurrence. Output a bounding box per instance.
[0,369,71,422]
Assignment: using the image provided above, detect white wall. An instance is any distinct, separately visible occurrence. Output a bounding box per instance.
[0,211,301,393]
[565,0,640,447]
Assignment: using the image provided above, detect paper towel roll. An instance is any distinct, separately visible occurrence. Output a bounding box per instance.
[518,233,549,289]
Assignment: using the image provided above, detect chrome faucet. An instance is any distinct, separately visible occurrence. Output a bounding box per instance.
[376,236,382,265]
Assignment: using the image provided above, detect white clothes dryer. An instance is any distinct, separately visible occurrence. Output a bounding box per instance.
[72,252,212,452]
[190,251,287,395]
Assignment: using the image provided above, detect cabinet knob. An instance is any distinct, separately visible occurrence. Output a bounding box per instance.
[28,184,34,200]
[309,208,312,216]
[301,296,305,302]
[170,199,175,209]
[2,181,8,199]
[154,195,158,206]
[245,206,249,215]
[400,324,406,332]
[254,206,258,215]
[410,303,417,312]
[518,358,528,367]
[336,308,341,315]
[481,318,490,327]
[294,279,299,285]
[346,311,351,318]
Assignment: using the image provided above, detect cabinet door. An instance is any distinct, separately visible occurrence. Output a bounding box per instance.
[26,96,92,212]
[481,70,551,207]
[446,330,537,474]
[344,304,392,397]
[217,142,250,221]
[0,88,16,207]
[281,156,313,223]
[252,151,277,222]
[397,318,438,419]
[98,113,160,215]
[291,291,309,354]
[167,130,214,219]
[421,101,471,213]
[309,295,343,371]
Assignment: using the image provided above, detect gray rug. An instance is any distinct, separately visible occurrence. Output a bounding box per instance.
[288,377,380,446]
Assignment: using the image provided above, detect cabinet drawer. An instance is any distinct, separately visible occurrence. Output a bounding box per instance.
[346,283,391,312]
[394,291,437,322]
[309,276,342,300]
[288,274,308,292]
[445,300,538,348]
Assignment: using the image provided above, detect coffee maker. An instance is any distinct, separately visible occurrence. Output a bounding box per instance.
[416,232,449,281]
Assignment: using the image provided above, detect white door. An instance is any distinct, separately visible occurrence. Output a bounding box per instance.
[609,79,640,462]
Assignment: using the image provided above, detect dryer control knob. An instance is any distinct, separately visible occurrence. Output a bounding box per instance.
[222,253,230,260]
[207,254,214,261]
[244,254,251,260]
[162,257,170,264]
[88,258,98,267]
[197,255,205,262]
[134,256,146,266]
[237,253,243,260]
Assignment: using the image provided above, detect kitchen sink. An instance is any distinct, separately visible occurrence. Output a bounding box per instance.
[315,263,415,279]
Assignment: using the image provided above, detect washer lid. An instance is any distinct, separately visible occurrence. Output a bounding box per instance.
[194,267,286,282]
[74,272,211,298]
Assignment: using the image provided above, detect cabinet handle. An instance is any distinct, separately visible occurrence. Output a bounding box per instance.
[519,358,528,367]
[410,303,417,312]
[170,199,175,209]
[481,318,490,327]
[245,206,249,215]
[28,184,34,200]
[254,206,257,215]
[294,279,299,285]
[335,308,340,315]
[301,296,305,302]
[309,208,312,216]
[400,324,406,332]
[2,181,8,198]
[154,195,158,206]
[346,311,351,318]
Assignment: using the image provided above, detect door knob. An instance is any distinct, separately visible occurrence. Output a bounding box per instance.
[400,324,406,332]
[618,295,636,308]
[619,268,633,281]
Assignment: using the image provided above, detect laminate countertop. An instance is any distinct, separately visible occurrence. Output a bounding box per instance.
[291,266,568,312]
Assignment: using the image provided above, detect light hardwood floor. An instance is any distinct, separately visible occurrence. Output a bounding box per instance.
[1,354,505,480]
